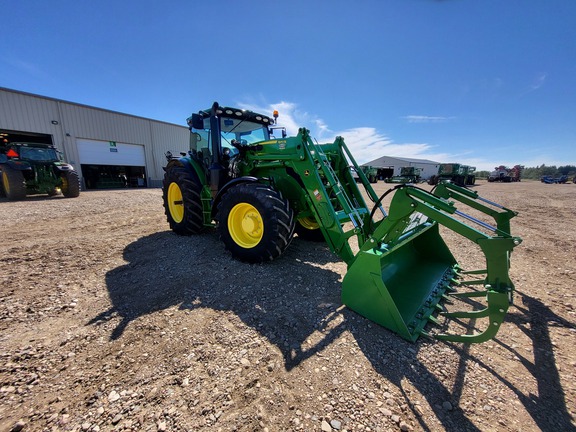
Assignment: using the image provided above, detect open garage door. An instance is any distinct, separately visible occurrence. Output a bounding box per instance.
[77,139,147,189]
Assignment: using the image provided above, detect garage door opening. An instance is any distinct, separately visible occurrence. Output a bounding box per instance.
[377,167,394,180]
[81,165,147,189]
[1,129,53,145]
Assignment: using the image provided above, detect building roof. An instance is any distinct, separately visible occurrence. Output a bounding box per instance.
[0,86,187,129]
[364,155,440,166]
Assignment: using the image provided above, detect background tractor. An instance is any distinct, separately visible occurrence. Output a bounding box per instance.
[428,163,476,186]
[488,165,523,183]
[0,142,80,200]
[385,166,422,184]
[162,102,522,343]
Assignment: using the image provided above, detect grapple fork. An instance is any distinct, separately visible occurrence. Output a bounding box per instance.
[342,182,522,343]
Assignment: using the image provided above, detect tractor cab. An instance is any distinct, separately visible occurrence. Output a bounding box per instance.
[185,103,279,196]
[7,143,61,163]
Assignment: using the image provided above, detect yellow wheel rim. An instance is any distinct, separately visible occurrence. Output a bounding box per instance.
[2,172,9,194]
[228,203,264,248]
[167,182,184,223]
[298,216,320,230]
[61,176,68,192]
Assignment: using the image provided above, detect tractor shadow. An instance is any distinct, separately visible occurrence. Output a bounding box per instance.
[448,291,576,432]
[88,232,574,432]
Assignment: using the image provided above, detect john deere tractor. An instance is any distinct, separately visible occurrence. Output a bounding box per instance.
[162,102,522,343]
[0,142,80,200]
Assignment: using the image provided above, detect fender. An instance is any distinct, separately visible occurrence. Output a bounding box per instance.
[211,176,265,218]
[165,156,206,186]
[53,163,74,172]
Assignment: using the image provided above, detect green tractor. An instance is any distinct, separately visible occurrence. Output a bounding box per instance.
[361,165,379,183]
[429,163,476,186]
[0,142,80,200]
[162,102,522,343]
[385,166,422,184]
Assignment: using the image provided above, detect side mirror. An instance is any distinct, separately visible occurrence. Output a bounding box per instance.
[190,114,205,130]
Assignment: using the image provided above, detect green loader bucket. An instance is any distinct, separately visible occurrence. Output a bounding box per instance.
[343,222,457,342]
[341,183,522,344]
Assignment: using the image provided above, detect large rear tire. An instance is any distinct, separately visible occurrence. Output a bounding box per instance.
[1,166,27,200]
[162,166,204,235]
[61,171,80,198]
[217,183,295,263]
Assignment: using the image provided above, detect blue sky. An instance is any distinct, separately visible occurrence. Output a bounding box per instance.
[2,0,575,171]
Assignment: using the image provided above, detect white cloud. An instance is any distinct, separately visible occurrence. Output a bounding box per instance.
[318,126,446,165]
[530,73,547,91]
[237,101,306,136]
[402,115,455,123]
[3,56,46,79]
[235,100,550,172]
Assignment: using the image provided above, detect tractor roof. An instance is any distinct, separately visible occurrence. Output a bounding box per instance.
[5,142,54,148]
[195,105,275,126]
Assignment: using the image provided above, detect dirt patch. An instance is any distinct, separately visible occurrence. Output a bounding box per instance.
[0,181,575,431]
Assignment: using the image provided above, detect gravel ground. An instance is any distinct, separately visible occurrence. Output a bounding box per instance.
[0,180,575,432]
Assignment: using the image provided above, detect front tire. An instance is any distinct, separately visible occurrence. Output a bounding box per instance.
[1,166,27,200]
[162,166,204,235]
[217,183,295,263]
[61,171,80,198]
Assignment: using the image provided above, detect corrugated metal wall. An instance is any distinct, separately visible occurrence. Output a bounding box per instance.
[0,87,189,187]
[365,156,439,179]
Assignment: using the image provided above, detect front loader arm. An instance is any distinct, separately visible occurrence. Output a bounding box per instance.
[432,181,517,235]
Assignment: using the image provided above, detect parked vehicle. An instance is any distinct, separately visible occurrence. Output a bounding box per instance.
[161,102,522,343]
[0,142,80,200]
[385,166,422,183]
[428,163,475,186]
[488,165,523,183]
[541,175,569,184]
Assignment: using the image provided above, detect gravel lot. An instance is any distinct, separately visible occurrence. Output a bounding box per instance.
[0,180,575,432]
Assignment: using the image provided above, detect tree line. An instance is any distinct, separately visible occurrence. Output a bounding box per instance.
[476,165,576,180]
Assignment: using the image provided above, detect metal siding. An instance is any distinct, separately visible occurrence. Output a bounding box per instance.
[147,121,189,185]
[1,88,190,187]
[60,104,151,144]
[0,90,59,133]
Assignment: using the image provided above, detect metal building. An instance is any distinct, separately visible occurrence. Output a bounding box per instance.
[0,87,189,189]
[364,155,440,180]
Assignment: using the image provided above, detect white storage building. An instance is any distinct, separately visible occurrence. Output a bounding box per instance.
[364,155,440,180]
[0,87,190,189]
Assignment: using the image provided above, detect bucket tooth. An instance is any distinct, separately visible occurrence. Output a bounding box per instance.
[459,279,486,287]
[418,329,434,340]
[441,307,490,319]
[461,268,488,275]
[427,315,441,325]
[449,290,488,298]
[434,290,510,343]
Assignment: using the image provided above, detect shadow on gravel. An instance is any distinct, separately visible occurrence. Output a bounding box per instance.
[89,231,561,432]
[449,291,576,432]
